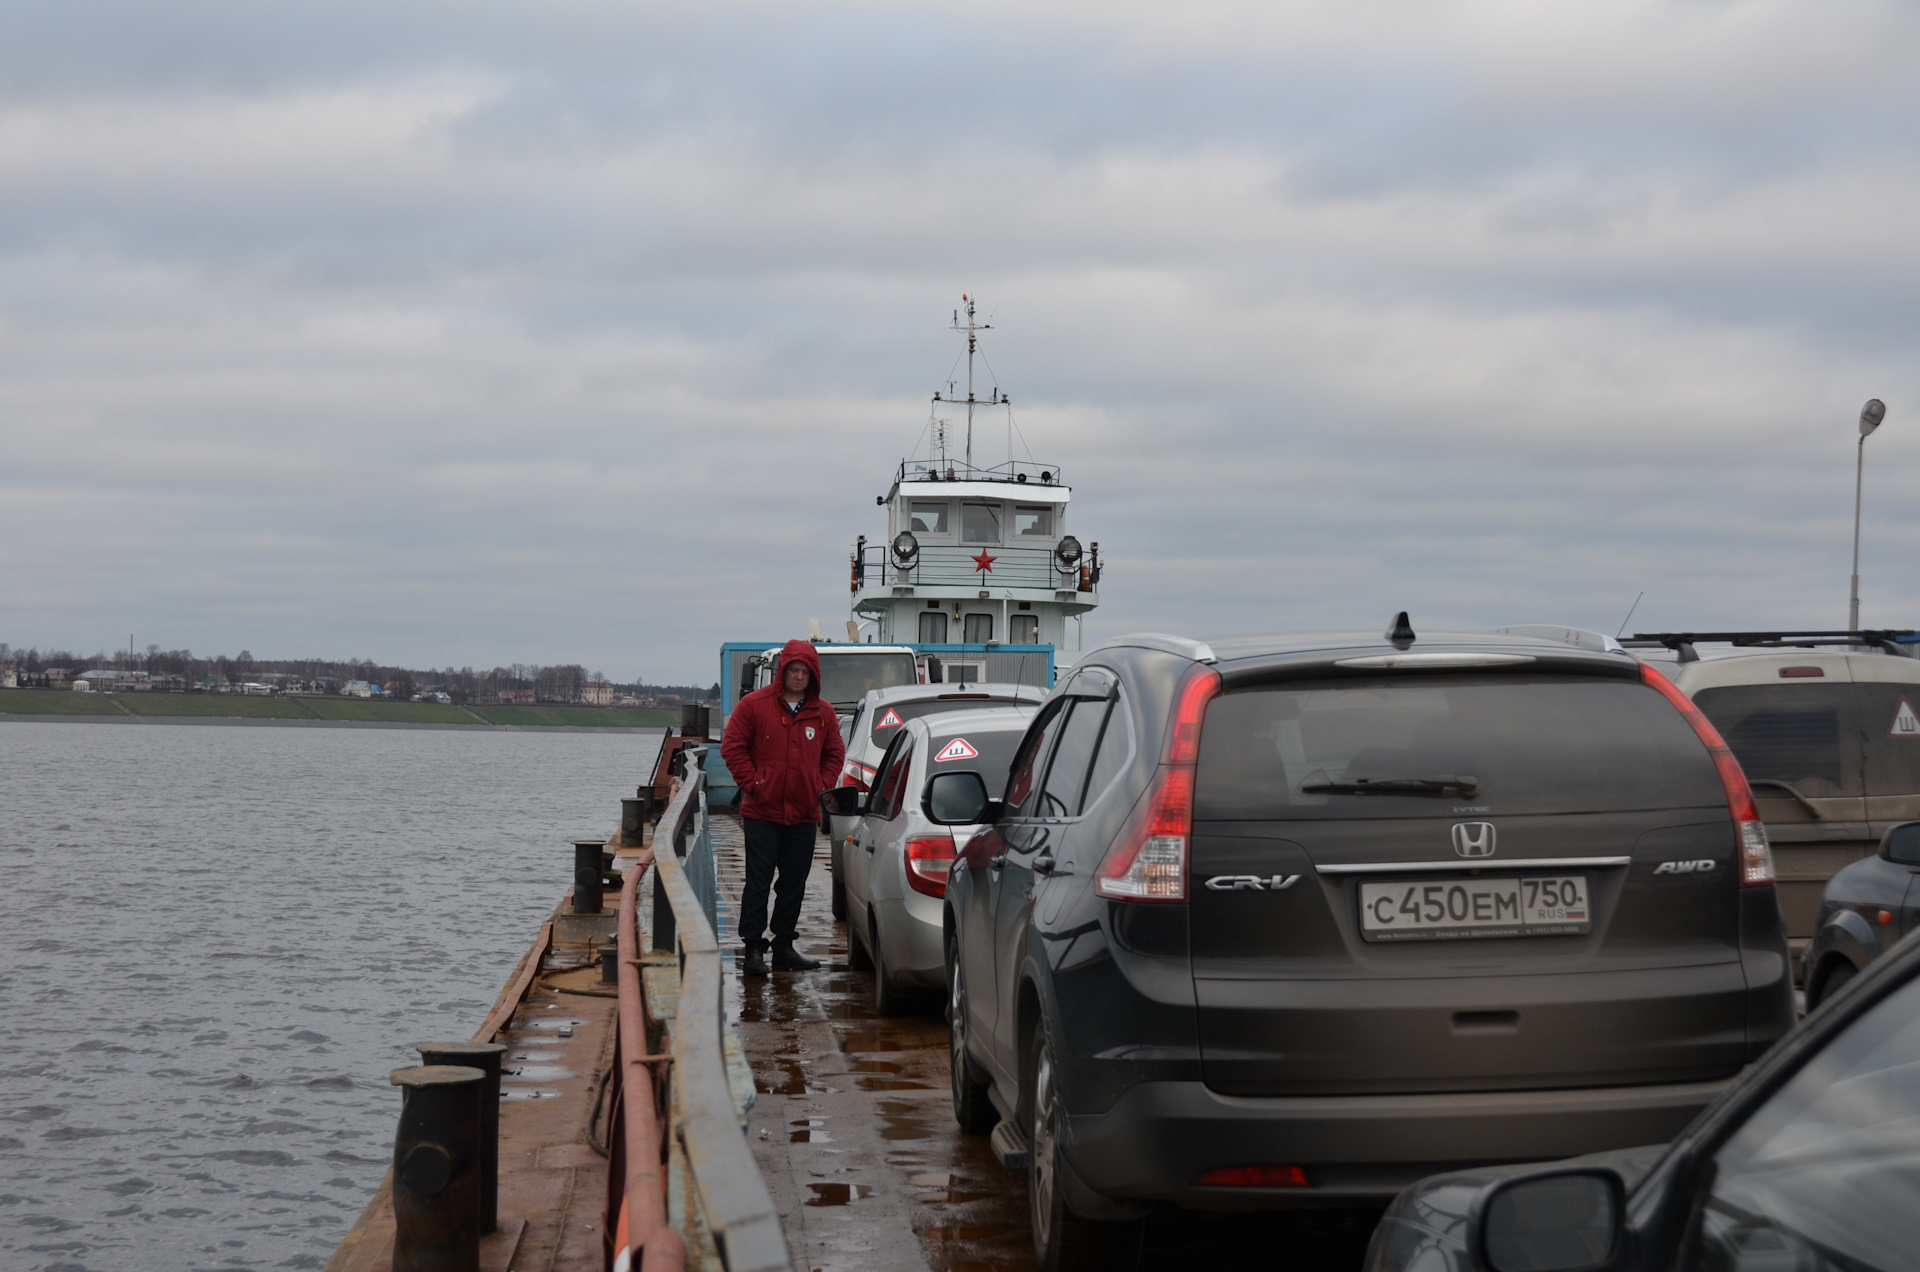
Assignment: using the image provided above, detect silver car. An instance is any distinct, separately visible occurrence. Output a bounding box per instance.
[835,705,1037,1013]
[829,682,1048,920]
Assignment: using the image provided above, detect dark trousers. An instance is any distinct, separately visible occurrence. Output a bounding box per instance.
[740,817,816,950]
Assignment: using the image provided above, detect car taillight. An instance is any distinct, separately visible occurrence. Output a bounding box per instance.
[1095,665,1220,903]
[905,835,956,897]
[1194,1165,1309,1188]
[1641,664,1775,888]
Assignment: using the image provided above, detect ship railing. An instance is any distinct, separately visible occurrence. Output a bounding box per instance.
[895,456,1064,485]
[853,543,1097,595]
[608,747,790,1272]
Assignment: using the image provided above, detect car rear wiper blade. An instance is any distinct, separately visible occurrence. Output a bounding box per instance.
[1300,773,1479,796]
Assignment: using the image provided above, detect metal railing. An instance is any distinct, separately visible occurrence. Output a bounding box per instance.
[852,543,1096,594]
[895,457,1064,485]
[609,749,789,1272]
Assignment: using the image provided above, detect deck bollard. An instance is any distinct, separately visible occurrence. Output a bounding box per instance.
[681,703,710,739]
[388,1064,486,1272]
[413,1042,507,1235]
[571,839,605,913]
[620,797,647,847]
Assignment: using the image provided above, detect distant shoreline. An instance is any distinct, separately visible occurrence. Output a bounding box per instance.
[0,713,671,734]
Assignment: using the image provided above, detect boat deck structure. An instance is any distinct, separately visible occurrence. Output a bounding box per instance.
[327,736,1378,1272]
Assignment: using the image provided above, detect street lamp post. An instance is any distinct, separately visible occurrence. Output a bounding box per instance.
[1850,398,1888,632]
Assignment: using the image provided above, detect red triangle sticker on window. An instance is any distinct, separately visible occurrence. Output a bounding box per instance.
[876,708,904,729]
[1893,698,1920,738]
[935,737,979,762]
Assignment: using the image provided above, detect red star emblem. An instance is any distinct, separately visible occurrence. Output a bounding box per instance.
[971,550,997,573]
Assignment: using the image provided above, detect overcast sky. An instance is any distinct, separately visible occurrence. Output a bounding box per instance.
[4,1,1918,683]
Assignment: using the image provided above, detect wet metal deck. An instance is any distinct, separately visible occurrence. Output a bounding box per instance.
[714,816,1379,1272]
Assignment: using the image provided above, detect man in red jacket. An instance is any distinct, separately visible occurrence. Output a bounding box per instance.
[720,639,846,977]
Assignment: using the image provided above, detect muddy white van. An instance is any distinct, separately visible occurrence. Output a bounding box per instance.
[1618,630,1920,968]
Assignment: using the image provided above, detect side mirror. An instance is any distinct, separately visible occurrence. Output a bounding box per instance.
[1881,821,1920,866]
[923,771,999,825]
[1474,1169,1624,1272]
[819,787,864,818]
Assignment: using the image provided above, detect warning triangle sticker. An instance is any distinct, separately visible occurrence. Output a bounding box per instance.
[1893,699,1920,739]
[935,737,980,762]
[876,708,903,729]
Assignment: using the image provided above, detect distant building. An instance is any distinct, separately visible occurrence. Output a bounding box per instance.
[499,689,535,704]
[45,668,71,686]
[2,665,14,689]
[582,683,615,706]
[342,681,375,698]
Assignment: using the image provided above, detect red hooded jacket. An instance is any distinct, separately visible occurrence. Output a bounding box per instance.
[720,640,848,826]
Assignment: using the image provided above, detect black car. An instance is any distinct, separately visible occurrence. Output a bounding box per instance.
[1802,819,1920,1008]
[929,624,1795,1270]
[1363,921,1920,1272]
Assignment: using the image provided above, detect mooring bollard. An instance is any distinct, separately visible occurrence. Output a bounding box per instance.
[571,839,605,913]
[600,943,620,984]
[413,1042,507,1235]
[388,1064,486,1272]
[681,703,709,739]
[620,797,647,847]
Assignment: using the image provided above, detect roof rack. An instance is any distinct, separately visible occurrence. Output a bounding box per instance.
[1623,630,1920,663]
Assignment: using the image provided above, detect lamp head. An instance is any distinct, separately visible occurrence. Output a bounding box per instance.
[1861,399,1886,438]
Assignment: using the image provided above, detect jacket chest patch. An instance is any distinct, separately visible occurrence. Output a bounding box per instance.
[805,726,816,741]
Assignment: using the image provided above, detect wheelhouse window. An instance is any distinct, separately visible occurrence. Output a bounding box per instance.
[1010,614,1039,644]
[1014,506,1053,538]
[961,503,1001,544]
[909,501,950,534]
[963,613,993,644]
[918,611,949,643]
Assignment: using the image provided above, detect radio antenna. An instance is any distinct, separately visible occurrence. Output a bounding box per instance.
[1616,591,1645,639]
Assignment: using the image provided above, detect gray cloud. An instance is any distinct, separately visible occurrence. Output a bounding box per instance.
[3,1,1919,680]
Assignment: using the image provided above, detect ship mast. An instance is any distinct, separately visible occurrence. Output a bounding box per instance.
[940,295,1003,472]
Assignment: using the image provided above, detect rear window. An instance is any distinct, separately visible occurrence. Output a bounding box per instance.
[868,696,1006,749]
[1693,682,1920,799]
[924,728,1028,797]
[1195,675,1725,819]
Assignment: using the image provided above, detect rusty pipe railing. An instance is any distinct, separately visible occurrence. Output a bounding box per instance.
[609,752,790,1272]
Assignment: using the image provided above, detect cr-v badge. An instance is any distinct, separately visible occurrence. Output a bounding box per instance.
[1452,822,1497,858]
[1204,874,1301,892]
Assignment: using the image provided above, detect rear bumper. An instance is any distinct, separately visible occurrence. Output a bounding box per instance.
[1064,1073,1739,1209]
[876,891,946,987]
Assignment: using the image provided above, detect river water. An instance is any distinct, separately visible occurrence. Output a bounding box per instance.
[0,720,663,1272]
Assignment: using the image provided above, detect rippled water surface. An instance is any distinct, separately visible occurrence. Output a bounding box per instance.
[0,721,662,1272]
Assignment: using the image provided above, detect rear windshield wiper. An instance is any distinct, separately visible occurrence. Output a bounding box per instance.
[1300,773,1479,797]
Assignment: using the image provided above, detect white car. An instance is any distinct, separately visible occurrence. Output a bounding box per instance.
[828,682,1049,920]
[824,705,1038,1013]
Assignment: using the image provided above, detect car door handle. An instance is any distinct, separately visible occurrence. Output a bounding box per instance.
[990,852,1008,871]
[1033,853,1062,875]
[864,841,876,853]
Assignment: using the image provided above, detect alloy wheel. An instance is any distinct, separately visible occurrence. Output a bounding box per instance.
[1031,1041,1059,1251]
[949,954,970,1105]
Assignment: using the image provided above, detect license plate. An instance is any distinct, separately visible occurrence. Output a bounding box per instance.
[1358,875,1590,942]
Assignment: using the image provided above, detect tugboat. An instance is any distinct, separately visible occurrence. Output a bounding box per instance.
[849,295,1101,680]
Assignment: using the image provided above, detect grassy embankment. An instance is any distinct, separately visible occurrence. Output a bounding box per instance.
[0,688,676,728]
[0,688,128,715]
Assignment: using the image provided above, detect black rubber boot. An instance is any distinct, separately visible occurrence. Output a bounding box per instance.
[771,943,821,972]
[742,946,770,978]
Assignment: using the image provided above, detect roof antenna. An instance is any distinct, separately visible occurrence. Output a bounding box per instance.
[1385,611,1415,650]
[1615,591,1645,639]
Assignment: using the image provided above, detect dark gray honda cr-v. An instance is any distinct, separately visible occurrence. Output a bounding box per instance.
[930,622,1796,1271]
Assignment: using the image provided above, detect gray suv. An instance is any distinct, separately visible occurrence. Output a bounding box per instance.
[933,623,1796,1270]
